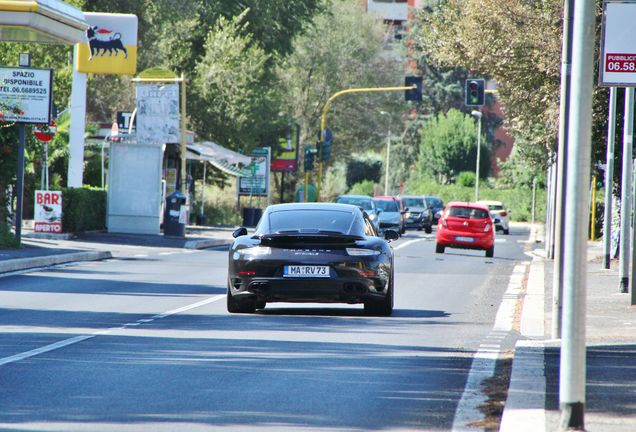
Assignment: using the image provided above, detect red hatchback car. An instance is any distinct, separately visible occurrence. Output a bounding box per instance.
[435,202,495,257]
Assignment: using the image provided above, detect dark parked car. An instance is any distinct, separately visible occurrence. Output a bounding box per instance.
[336,194,381,232]
[227,203,399,315]
[424,196,445,223]
[400,195,433,233]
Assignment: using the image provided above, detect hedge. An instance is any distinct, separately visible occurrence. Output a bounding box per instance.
[62,187,106,233]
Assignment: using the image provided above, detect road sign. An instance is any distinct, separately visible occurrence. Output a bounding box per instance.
[116,111,136,131]
[600,1,636,86]
[404,76,423,102]
[0,66,53,123]
[34,121,56,142]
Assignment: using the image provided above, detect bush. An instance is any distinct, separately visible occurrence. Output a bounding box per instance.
[457,171,476,187]
[0,222,18,248]
[62,187,107,233]
[348,180,375,196]
[346,153,383,187]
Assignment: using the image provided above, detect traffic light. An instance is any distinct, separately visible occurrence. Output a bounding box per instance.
[304,145,316,171]
[465,79,485,106]
[405,76,423,102]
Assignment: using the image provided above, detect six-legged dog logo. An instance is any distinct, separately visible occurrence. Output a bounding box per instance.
[86,26,128,60]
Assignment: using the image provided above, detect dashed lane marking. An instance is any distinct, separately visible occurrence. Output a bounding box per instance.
[0,295,226,367]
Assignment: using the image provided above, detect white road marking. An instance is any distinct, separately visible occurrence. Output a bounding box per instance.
[0,295,226,367]
[159,252,176,256]
[394,238,425,251]
[133,254,148,258]
[451,231,532,431]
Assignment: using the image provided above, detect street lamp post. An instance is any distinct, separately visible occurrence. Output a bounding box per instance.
[471,110,483,201]
[380,111,391,195]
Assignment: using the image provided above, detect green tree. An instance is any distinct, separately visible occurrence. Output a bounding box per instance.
[418,109,489,184]
[277,0,404,163]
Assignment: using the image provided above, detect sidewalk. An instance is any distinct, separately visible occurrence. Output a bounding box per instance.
[501,232,636,431]
[0,225,235,274]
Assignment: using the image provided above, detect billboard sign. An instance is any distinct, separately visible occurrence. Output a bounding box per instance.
[34,190,62,233]
[239,147,271,197]
[75,13,138,75]
[0,66,52,123]
[599,1,636,86]
[135,83,180,145]
[271,123,299,172]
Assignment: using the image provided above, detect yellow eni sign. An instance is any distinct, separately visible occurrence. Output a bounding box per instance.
[75,12,138,75]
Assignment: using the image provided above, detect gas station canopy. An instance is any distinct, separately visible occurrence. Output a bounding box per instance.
[0,0,87,44]
[187,141,252,177]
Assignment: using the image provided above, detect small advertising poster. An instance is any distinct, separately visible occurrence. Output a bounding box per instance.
[239,147,271,197]
[600,1,636,86]
[34,190,62,233]
[0,67,53,123]
[135,83,180,145]
[271,124,299,172]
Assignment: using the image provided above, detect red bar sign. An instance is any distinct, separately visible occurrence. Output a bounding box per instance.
[606,53,636,72]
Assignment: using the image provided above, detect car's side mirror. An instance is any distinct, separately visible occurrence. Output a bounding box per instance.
[376,209,383,215]
[384,230,400,241]
[233,227,248,238]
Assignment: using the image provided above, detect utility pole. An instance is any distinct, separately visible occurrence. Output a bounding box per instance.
[559,0,595,428]
[552,0,575,339]
[603,87,617,269]
[619,87,633,294]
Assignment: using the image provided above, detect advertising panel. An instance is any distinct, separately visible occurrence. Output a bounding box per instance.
[239,147,271,197]
[34,190,62,233]
[0,66,52,123]
[599,1,636,86]
[75,13,138,75]
[135,83,180,145]
[271,123,299,172]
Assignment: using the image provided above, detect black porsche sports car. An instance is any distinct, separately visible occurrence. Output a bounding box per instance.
[227,203,399,315]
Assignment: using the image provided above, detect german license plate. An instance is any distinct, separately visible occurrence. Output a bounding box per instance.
[455,236,474,242]
[283,265,330,278]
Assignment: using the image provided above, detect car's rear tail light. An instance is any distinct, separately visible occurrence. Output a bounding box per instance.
[238,271,256,276]
[484,224,491,232]
[346,248,380,256]
[500,212,508,217]
[359,270,378,277]
[239,246,271,256]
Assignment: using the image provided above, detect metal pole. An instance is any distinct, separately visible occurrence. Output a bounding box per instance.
[45,142,49,191]
[603,87,617,269]
[552,0,575,339]
[15,124,26,245]
[385,130,391,195]
[532,177,537,225]
[200,162,206,220]
[559,0,595,427]
[619,87,634,294]
[40,142,45,191]
[180,74,187,194]
[590,175,596,241]
[280,171,285,203]
[101,138,105,190]
[475,115,482,201]
[68,65,87,188]
[546,161,555,256]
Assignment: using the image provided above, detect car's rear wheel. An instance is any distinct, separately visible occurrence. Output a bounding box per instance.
[365,271,394,316]
[504,228,510,235]
[255,300,266,310]
[425,225,433,234]
[435,243,445,254]
[485,245,494,258]
[227,282,256,314]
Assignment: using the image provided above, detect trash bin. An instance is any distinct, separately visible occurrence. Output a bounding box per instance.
[164,191,187,237]
[242,207,262,228]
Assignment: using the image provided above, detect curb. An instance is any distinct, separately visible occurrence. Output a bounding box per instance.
[0,250,112,274]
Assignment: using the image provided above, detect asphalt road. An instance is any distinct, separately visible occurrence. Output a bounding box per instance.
[0,226,533,431]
